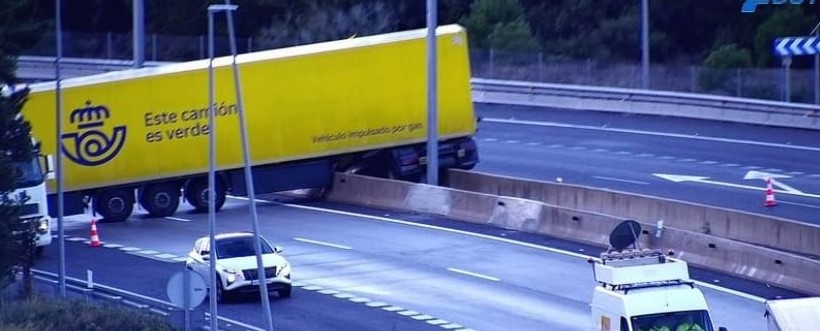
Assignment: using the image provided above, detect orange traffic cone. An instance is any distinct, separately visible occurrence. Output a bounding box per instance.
[764,178,777,207]
[89,219,101,247]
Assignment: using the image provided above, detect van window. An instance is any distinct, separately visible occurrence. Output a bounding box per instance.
[621,317,629,331]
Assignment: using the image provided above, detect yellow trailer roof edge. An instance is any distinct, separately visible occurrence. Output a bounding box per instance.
[26,24,466,93]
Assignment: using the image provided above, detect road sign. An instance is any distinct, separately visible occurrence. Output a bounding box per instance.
[774,36,820,57]
[166,269,207,309]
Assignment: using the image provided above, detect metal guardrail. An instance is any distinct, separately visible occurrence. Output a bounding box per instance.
[14,55,820,130]
[24,268,264,331]
[471,78,820,130]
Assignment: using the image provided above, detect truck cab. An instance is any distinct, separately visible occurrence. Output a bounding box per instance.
[8,142,53,257]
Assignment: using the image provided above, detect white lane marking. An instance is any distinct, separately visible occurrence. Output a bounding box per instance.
[155,253,177,259]
[349,297,371,303]
[302,285,323,291]
[615,151,632,155]
[293,237,352,250]
[103,243,123,249]
[592,176,650,185]
[809,174,820,178]
[720,163,740,167]
[788,171,805,175]
[382,306,405,312]
[135,250,159,255]
[441,324,464,330]
[593,148,609,153]
[779,201,820,210]
[318,289,339,295]
[482,138,498,142]
[66,237,86,242]
[412,314,435,320]
[699,160,718,164]
[569,146,587,150]
[658,156,675,160]
[427,319,449,325]
[120,247,142,252]
[482,117,820,153]
[766,168,783,172]
[227,195,766,303]
[164,216,191,222]
[365,301,388,307]
[173,257,188,262]
[677,158,697,162]
[447,268,501,282]
[744,166,762,169]
[525,142,542,146]
[504,140,520,144]
[637,153,654,157]
[547,144,564,148]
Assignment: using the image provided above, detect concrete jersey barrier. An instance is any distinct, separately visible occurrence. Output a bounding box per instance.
[325,172,820,296]
[446,169,820,259]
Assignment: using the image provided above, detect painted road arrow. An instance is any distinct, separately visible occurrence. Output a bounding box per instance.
[653,173,820,199]
[742,170,803,194]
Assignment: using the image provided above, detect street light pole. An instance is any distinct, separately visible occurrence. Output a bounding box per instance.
[206,8,218,331]
[425,0,439,186]
[641,0,650,90]
[221,1,275,330]
[133,0,145,68]
[54,0,66,299]
[812,22,819,105]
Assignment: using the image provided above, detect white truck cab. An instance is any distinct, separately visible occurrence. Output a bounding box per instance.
[589,220,722,331]
[9,142,54,257]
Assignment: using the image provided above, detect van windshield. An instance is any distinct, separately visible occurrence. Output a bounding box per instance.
[631,310,713,331]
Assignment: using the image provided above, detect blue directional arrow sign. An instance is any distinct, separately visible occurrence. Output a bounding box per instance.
[774,36,820,57]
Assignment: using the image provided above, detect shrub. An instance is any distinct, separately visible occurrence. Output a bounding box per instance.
[0,296,175,331]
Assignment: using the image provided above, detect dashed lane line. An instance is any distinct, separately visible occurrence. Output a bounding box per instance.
[447,268,501,282]
[293,237,352,250]
[592,176,650,185]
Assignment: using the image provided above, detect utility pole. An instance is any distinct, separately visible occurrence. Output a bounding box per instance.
[54,0,66,299]
[425,0,439,185]
[133,0,145,68]
[641,0,650,90]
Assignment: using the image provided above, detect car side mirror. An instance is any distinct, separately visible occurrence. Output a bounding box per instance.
[274,246,283,254]
[718,327,727,331]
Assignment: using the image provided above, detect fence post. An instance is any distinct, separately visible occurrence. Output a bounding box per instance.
[247,36,253,53]
[152,34,157,61]
[538,52,543,82]
[690,66,697,93]
[736,68,742,97]
[106,32,113,59]
[489,48,495,78]
[199,35,205,59]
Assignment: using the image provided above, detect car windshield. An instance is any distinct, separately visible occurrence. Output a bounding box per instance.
[631,310,713,331]
[12,158,44,188]
[215,236,274,259]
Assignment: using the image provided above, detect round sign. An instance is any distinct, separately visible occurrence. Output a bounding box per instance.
[166,269,207,309]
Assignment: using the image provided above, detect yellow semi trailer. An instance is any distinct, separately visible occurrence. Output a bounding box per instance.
[21,24,479,223]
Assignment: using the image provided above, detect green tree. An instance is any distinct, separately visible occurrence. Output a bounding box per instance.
[459,0,540,51]
[0,0,44,295]
[257,0,402,49]
[698,44,753,92]
[754,7,814,66]
[1,0,48,84]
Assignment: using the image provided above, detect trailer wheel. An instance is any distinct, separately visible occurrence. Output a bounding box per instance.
[185,178,226,213]
[140,183,181,217]
[94,188,134,223]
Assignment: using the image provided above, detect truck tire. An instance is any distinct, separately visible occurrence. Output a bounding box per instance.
[185,178,226,213]
[94,188,134,223]
[140,183,181,217]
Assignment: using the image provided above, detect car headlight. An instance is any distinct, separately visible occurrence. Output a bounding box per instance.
[277,262,290,277]
[225,269,244,283]
[37,218,49,234]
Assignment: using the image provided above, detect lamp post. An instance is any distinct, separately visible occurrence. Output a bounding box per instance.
[221,1,274,330]
[812,22,819,105]
[133,0,144,68]
[206,6,225,331]
[54,0,66,299]
[426,0,439,185]
[641,0,650,90]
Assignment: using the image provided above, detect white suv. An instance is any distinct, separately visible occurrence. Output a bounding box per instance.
[186,232,292,302]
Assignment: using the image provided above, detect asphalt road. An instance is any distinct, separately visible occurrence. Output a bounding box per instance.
[473,104,820,224]
[35,196,804,331]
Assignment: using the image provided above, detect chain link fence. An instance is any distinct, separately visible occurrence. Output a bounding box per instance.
[21,31,820,105]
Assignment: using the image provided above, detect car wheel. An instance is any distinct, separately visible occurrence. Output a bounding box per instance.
[278,285,292,298]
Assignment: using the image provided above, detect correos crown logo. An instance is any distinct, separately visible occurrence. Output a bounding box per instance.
[61,101,127,166]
